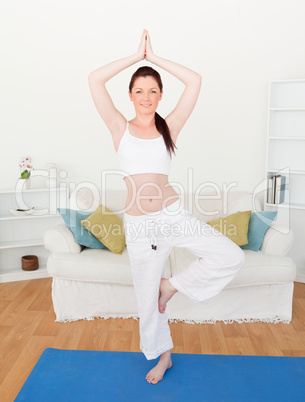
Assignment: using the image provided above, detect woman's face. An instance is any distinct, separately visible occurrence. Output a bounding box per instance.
[129,76,163,114]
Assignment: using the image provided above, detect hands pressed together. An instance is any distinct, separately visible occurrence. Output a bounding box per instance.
[137,29,154,61]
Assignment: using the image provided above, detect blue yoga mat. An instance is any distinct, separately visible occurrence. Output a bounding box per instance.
[16,348,305,402]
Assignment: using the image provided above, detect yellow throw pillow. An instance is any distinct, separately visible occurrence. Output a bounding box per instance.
[207,210,251,246]
[80,204,126,255]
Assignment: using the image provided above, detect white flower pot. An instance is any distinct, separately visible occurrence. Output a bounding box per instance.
[24,178,31,190]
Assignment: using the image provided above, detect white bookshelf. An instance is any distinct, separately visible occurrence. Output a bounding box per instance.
[264,79,305,283]
[0,186,68,283]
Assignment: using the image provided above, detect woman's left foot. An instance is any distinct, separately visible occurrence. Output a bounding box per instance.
[158,278,178,314]
[146,351,173,384]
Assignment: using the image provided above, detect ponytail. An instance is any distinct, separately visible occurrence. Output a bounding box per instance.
[155,112,177,158]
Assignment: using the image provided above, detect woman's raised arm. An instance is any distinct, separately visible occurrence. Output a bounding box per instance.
[145,32,202,142]
[88,30,147,136]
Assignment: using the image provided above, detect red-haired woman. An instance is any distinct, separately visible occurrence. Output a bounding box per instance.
[88,30,245,384]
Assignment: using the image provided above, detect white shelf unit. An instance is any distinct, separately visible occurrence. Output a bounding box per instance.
[0,186,68,283]
[264,79,305,283]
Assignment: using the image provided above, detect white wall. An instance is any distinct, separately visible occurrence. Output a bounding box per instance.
[1,0,305,201]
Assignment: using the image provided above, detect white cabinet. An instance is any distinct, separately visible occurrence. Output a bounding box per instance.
[264,79,305,282]
[0,186,68,283]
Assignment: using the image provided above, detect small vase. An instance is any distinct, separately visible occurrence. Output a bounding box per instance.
[24,178,31,190]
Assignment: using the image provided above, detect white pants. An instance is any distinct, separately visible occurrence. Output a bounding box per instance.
[124,198,245,360]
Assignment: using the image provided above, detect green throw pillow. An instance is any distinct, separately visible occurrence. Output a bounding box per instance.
[81,204,126,255]
[207,210,252,246]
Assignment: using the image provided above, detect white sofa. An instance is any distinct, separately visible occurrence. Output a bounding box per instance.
[44,189,297,324]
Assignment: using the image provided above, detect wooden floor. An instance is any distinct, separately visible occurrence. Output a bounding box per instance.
[0,278,304,401]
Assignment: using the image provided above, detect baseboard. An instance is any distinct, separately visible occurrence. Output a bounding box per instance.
[0,266,49,283]
[295,274,305,284]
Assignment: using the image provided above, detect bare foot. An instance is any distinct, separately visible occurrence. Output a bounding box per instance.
[146,351,173,384]
[158,278,178,314]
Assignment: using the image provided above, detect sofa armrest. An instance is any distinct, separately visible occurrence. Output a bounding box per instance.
[44,224,82,254]
[260,223,294,257]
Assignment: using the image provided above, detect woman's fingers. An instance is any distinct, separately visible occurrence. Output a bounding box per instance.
[144,30,147,59]
[136,29,150,60]
[145,31,154,60]
[137,29,147,60]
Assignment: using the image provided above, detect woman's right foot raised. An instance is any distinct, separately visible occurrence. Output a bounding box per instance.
[158,278,178,313]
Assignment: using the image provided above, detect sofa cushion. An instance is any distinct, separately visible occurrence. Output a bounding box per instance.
[57,208,108,250]
[207,210,252,246]
[47,247,171,284]
[170,247,296,288]
[81,205,126,255]
[240,211,277,252]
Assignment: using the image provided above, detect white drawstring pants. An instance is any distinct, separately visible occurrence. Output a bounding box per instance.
[124,198,245,360]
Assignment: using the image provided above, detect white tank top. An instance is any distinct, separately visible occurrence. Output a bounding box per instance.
[116,122,171,179]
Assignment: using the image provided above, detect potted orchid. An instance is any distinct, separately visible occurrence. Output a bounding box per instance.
[19,156,34,179]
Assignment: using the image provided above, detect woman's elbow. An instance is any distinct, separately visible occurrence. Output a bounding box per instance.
[88,72,95,81]
[194,74,202,89]
[196,73,202,83]
[188,73,202,88]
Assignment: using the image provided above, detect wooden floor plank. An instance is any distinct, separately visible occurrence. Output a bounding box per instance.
[182,322,202,354]
[220,321,249,339]
[130,320,141,353]
[291,299,305,332]
[115,330,133,352]
[268,322,305,351]
[0,279,28,301]
[0,281,43,326]
[295,331,305,347]
[293,282,305,299]
[51,319,88,350]
[28,277,53,312]
[104,330,122,352]
[33,305,62,336]
[0,310,46,387]
[77,318,112,351]
[245,322,283,356]
[0,336,54,402]
[170,322,183,347]
[109,317,135,332]
[225,337,256,355]
[281,350,305,357]
[199,322,228,355]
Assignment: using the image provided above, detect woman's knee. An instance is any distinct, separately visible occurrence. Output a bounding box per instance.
[217,242,245,269]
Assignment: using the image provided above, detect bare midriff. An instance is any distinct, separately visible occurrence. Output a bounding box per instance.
[123,173,179,216]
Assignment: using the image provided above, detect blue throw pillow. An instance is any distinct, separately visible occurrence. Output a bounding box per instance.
[57,208,108,249]
[240,211,277,252]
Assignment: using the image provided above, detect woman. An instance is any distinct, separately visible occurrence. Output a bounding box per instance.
[88,30,245,385]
